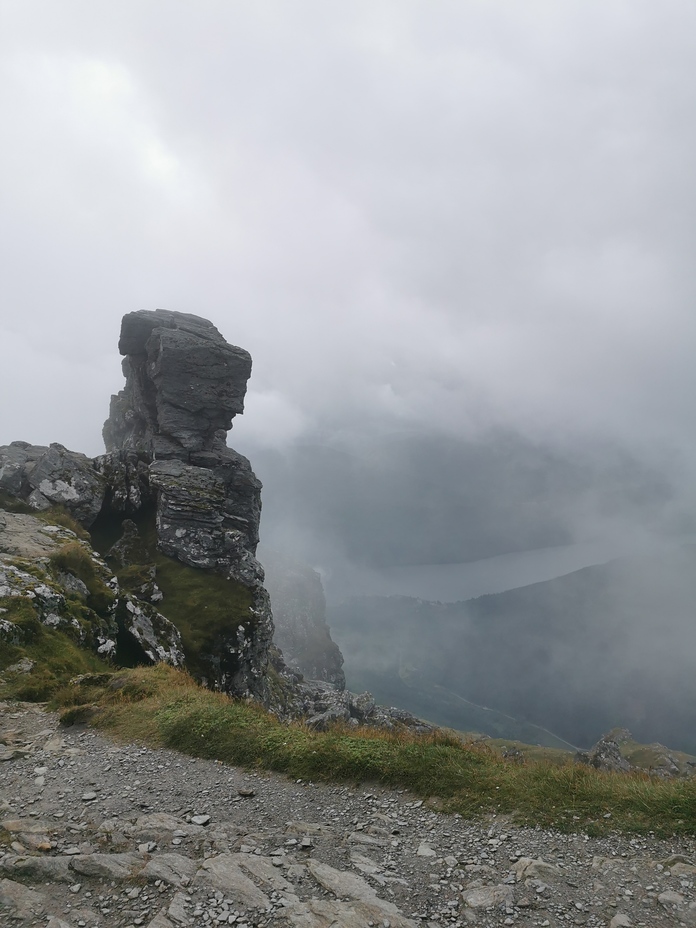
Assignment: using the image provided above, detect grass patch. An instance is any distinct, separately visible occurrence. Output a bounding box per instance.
[0,491,33,514]
[49,542,115,615]
[151,555,254,678]
[41,664,696,837]
[37,506,91,541]
[2,626,111,701]
[92,508,255,680]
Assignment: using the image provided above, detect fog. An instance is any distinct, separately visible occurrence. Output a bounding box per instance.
[2,2,696,748]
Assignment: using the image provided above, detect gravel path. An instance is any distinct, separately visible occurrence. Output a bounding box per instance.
[1,700,695,928]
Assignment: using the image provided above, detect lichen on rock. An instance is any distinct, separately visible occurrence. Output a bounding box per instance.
[100,310,274,702]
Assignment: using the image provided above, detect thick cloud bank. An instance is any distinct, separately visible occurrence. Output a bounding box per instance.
[1,1,695,464]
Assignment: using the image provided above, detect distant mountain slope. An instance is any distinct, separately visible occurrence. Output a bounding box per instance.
[245,430,683,571]
[328,545,696,752]
[345,664,578,750]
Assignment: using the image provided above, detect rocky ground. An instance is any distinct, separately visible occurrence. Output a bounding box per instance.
[1,702,695,928]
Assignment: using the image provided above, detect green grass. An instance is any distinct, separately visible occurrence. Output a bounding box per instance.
[150,553,254,679]
[1,614,112,702]
[37,506,92,541]
[47,664,696,838]
[92,508,256,680]
[49,542,116,614]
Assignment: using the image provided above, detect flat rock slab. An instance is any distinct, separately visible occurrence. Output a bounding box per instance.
[195,853,270,908]
[462,883,515,909]
[0,854,73,882]
[285,898,418,928]
[0,877,47,920]
[70,852,144,880]
[307,858,394,909]
[141,853,198,885]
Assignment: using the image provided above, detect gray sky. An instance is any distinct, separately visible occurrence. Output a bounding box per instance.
[1,0,695,463]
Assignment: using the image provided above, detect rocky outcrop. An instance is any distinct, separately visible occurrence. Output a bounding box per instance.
[100,310,272,701]
[0,442,105,527]
[576,728,695,778]
[103,309,251,459]
[576,729,634,774]
[261,548,346,689]
[0,510,183,671]
[0,310,270,700]
[0,309,437,732]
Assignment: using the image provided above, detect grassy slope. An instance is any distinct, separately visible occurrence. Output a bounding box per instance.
[50,664,696,838]
[90,507,255,679]
[346,665,578,751]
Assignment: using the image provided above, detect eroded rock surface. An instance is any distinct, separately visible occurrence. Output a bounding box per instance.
[0,442,105,527]
[100,310,272,701]
[103,309,252,459]
[1,702,695,928]
[0,510,184,670]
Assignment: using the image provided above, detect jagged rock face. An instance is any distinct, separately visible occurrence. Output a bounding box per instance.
[103,309,252,459]
[0,442,106,527]
[0,510,184,670]
[92,451,153,515]
[261,548,346,690]
[102,309,273,702]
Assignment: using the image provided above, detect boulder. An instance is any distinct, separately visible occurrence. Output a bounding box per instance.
[103,309,251,458]
[0,442,105,527]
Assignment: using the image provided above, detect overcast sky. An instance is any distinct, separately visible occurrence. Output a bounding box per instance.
[1,0,695,464]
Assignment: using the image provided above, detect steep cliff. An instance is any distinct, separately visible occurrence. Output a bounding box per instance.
[0,309,435,736]
[0,310,273,702]
[261,547,345,689]
[98,310,273,699]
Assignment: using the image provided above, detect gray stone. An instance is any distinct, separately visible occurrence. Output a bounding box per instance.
[576,731,634,774]
[70,852,144,880]
[118,595,185,667]
[0,442,106,526]
[195,853,270,907]
[104,309,252,457]
[513,856,562,882]
[462,884,515,908]
[417,843,437,857]
[145,911,175,928]
[658,889,685,907]
[0,877,47,920]
[609,915,632,928]
[0,854,73,882]
[306,859,397,910]
[141,853,198,885]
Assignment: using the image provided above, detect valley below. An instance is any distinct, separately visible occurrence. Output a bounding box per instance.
[327,545,696,754]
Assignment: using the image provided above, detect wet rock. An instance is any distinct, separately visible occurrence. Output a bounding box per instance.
[0,442,105,526]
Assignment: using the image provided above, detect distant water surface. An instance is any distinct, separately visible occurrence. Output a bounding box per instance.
[322,535,696,604]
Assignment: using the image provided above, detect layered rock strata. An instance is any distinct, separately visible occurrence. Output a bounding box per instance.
[0,309,435,733]
[0,310,272,700]
[101,310,272,700]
